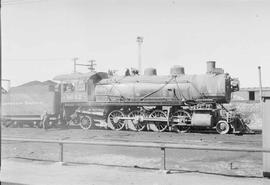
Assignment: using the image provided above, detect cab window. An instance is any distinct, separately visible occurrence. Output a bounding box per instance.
[63,80,86,93]
[76,80,86,91]
[63,83,75,92]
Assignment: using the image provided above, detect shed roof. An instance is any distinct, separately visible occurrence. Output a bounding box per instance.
[1,87,7,94]
[240,87,270,91]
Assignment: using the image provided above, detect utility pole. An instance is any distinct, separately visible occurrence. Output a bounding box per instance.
[136,36,143,74]
[73,57,79,73]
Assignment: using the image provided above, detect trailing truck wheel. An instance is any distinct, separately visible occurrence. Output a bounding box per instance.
[80,116,93,130]
[107,110,125,131]
[216,120,230,134]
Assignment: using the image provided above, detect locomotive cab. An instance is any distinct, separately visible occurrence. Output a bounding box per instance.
[60,79,88,102]
[53,72,108,103]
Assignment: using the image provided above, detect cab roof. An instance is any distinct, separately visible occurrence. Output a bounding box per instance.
[53,72,108,81]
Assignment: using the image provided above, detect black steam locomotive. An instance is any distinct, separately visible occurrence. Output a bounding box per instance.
[2,61,251,134]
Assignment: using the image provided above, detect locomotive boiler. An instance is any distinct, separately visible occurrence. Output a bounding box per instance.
[52,61,250,134]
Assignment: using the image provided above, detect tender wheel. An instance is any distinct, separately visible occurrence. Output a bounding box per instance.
[216,120,230,134]
[128,110,145,131]
[149,110,168,132]
[12,121,19,128]
[33,121,39,128]
[80,115,93,130]
[3,120,12,127]
[172,110,191,133]
[107,110,125,131]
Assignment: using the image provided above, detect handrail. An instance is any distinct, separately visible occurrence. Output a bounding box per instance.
[2,137,270,172]
[2,137,270,152]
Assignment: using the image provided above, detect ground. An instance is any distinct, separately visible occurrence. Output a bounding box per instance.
[1,127,263,178]
[1,158,269,185]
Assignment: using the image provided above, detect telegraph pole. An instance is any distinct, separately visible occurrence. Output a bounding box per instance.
[74,59,96,72]
[136,36,143,74]
[88,60,96,72]
[73,57,79,73]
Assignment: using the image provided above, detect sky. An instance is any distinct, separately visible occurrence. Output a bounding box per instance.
[1,0,270,88]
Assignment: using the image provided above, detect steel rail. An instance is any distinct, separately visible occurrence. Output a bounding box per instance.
[2,137,270,172]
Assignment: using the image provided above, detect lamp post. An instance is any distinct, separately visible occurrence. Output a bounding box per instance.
[136,36,143,74]
[258,66,263,121]
[258,66,263,102]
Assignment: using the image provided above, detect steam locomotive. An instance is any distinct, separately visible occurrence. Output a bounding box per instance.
[2,61,251,134]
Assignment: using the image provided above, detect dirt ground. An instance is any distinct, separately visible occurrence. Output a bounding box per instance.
[2,158,268,185]
[1,127,263,177]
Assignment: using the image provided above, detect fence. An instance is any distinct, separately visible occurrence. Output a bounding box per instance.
[2,137,270,172]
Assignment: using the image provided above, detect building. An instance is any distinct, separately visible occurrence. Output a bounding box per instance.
[232,87,270,102]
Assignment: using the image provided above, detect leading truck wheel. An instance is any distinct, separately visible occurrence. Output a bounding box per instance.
[172,110,191,133]
[80,116,93,130]
[216,120,230,134]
